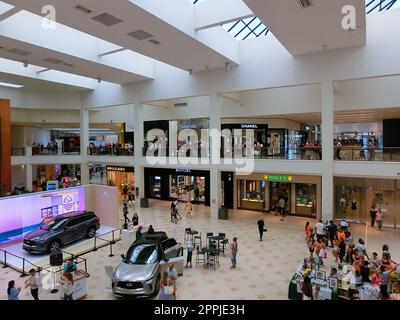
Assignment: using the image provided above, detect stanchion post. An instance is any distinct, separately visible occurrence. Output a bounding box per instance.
[109,242,114,257]
[2,251,7,268]
[93,236,98,252]
[20,258,27,277]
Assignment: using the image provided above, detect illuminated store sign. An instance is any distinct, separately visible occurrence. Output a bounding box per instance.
[106,166,135,173]
[264,175,293,182]
[240,124,258,129]
[176,168,191,174]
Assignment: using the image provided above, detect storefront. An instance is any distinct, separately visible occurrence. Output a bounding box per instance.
[144,168,210,205]
[106,166,135,192]
[334,177,400,227]
[235,173,321,218]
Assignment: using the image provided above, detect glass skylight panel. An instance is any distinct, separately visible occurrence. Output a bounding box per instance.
[366,0,400,13]
[0,1,14,15]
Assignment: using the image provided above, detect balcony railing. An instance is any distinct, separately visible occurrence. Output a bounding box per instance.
[32,147,80,156]
[335,147,400,162]
[88,146,133,156]
[11,147,25,156]
[142,146,322,160]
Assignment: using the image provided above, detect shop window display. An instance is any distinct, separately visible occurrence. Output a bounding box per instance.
[270,182,290,212]
[238,180,265,211]
[295,184,316,217]
[335,186,362,222]
[169,175,205,203]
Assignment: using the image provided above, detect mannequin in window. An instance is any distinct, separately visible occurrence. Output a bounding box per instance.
[339,196,346,212]
[351,199,357,210]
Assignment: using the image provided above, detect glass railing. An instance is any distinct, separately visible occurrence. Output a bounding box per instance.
[335,147,400,162]
[142,146,322,160]
[11,147,25,156]
[88,146,133,156]
[32,147,80,155]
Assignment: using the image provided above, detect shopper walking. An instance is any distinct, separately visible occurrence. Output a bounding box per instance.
[370,205,377,227]
[376,209,383,231]
[257,216,266,241]
[230,237,238,269]
[305,222,311,242]
[60,273,74,300]
[123,202,130,229]
[278,197,286,221]
[317,239,326,266]
[314,219,325,242]
[332,235,339,262]
[327,220,338,247]
[25,269,40,300]
[338,238,346,264]
[7,280,21,300]
[167,264,178,286]
[185,240,193,268]
[185,201,193,219]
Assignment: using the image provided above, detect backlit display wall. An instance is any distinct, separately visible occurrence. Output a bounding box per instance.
[0,187,85,243]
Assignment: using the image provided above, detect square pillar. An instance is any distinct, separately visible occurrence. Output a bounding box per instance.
[0,99,11,194]
[321,81,334,221]
[25,164,33,192]
[80,107,89,185]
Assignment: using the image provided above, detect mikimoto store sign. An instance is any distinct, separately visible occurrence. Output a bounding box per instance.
[106,166,134,173]
[264,175,293,182]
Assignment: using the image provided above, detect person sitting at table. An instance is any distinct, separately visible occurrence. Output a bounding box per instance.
[63,259,77,274]
[369,252,381,270]
[330,267,338,279]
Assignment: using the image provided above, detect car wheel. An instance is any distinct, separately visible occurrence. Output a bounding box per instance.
[152,274,161,298]
[87,227,96,238]
[48,240,61,253]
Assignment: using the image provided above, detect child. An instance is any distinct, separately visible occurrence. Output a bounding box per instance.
[185,240,193,268]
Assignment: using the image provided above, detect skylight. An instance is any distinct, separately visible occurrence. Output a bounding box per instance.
[366,0,400,13]
[0,1,13,15]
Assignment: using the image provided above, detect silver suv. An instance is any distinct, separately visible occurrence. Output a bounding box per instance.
[112,232,182,297]
[23,211,100,253]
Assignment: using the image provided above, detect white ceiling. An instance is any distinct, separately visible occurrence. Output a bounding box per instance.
[3,0,238,72]
[243,0,366,55]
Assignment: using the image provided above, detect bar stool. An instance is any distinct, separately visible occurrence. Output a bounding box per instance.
[194,233,202,249]
[184,228,192,241]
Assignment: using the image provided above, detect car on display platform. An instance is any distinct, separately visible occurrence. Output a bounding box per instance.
[23,211,100,254]
[112,231,183,298]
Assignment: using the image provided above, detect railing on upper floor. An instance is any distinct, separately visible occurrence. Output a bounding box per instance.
[142,146,322,160]
[88,146,133,156]
[335,147,400,162]
[32,147,80,156]
[11,147,25,156]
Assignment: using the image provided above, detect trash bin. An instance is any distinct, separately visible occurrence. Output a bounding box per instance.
[218,207,228,220]
[140,198,149,208]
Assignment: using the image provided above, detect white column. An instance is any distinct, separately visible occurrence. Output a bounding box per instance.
[321,81,334,221]
[291,184,296,214]
[80,106,89,185]
[25,164,33,191]
[133,103,145,201]
[209,94,222,219]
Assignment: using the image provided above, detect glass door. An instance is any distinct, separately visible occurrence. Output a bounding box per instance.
[374,190,396,228]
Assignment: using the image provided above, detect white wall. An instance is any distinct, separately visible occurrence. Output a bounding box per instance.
[11,125,25,147]
[90,105,135,131]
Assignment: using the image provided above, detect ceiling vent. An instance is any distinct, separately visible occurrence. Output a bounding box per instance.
[75,5,93,15]
[298,0,313,9]
[148,39,161,45]
[92,13,123,27]
[63,63,74,67]
[127,29,153,40]
[43,57,63,64]
[174,103,188,108]
[7,48,31,56]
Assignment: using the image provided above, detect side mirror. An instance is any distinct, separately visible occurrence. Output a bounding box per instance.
[121,254,125,260]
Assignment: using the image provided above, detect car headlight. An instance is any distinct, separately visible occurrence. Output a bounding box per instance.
[30,237,45,242]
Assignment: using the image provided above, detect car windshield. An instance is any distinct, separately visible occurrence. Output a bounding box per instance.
[40,218,68,231]
[126,244,158,265]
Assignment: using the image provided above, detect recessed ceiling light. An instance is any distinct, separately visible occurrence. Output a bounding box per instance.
[0,81,24,89]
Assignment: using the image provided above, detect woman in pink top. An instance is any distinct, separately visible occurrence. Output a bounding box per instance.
[305,222,311,241]
[375,210,383,231]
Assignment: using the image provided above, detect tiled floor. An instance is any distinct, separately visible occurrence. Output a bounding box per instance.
[1,199,399,300]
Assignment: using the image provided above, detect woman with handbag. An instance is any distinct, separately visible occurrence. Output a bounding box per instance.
[317,239,326,266]
[158,272,176,300]
[257,216,266,241]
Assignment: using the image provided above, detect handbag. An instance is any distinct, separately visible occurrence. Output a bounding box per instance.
[263,227,267,232]
[319,248,327,259]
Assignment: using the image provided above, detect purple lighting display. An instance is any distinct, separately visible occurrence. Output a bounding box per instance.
[0,187,85,242]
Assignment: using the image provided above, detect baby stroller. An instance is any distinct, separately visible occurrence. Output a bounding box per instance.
[171,208,182,224]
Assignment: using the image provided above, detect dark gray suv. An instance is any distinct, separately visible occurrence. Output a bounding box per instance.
[23,211,100,253]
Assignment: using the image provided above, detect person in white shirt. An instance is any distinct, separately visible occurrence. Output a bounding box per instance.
[314,219,325,241]
[25,268,40,300]
[167,264,178,286]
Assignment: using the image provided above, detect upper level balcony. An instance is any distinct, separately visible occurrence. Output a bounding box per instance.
[335,147,400,162]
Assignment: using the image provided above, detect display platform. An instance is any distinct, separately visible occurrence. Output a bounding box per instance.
[0,225,116,272]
